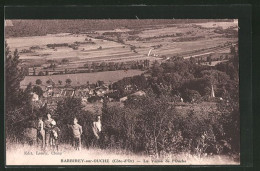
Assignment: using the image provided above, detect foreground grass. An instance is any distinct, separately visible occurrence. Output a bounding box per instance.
[6,143,239,165]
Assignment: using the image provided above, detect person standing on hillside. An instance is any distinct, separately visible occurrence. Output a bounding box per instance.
[44,113,55,150]
[69,117,83,150]
[92,115,102,147]
[50,120,60,151]
[37,116,45,149]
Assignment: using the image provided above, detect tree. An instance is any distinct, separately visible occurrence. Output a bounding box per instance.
[5,44,25,111]
[33,67,36,76]
[50,63,56,70]
[33,86,43,97]
[55,97,90,143]
[58,80,62,85]
[56,97,84,123]
[100,62,107,71]
[61,58,69,64]
[207,55,212,65]
[5,43,33,139]
[181,89,201,103]
[151,60,163,77]
[97,80,104,87]
[108,62,115,71]
[124,95,175,157]
[131,75,148,90]
[189,56,196,64]
[46,79,52,85]
[38,71,44,76]
[66,78,72,85]
[92,62,97,72]
[35,79,42,85]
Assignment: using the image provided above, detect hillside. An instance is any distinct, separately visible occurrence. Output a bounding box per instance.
[5,19,234,37]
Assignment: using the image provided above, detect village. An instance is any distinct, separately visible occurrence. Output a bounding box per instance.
[30,77,147,113]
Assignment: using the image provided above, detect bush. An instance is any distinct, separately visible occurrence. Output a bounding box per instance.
[181,89,201,103]
[55,97,94,144]
[100,90,239,157]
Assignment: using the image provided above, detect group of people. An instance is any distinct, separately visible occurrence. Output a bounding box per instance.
[36,113,102,151]
[37,113,61,151]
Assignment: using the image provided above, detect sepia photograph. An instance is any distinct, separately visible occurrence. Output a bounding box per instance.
[5,19,239,165]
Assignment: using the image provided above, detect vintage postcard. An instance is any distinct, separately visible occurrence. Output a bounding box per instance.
[5,19,239,165]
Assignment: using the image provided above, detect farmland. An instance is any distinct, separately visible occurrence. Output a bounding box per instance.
[6,19,238,71]
[20,69,144,88]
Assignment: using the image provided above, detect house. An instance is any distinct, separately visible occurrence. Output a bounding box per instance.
[60,89,66,96]
[64,89,75,97]
[41,85,54,97]
[120,96,128,102]
[96,90,103,96]
[52,88,62,97]
[74,89,90,98]
[82,88,90,93]
[132,90,146,96]
[125,85,132,91]
[96,86,109,94]
[120,90,146,102]
[89,89,95,95]
[81,97,88,103]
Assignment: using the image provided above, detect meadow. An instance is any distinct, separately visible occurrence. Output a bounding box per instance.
[20,70,145,88]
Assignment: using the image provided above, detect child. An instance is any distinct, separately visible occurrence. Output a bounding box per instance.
[50,120,60,151]
[70,117,83,150]
[37,116,45,149]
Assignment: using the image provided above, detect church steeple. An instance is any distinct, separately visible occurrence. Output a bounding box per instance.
[211,84,215,98]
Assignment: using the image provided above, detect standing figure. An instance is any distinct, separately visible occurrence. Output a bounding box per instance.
[44,113,55,150]
[70,117,83,150]
[37,116,45,149]
[92,115,102,147]
[50,120,60,151]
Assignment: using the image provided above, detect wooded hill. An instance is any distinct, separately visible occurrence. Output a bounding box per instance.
[5,19,234,37]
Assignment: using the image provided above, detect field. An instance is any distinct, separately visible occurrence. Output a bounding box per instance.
[20,70,145,88]
[195,21,238,29]
[6,143,239,165]
[6,20,238,69]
